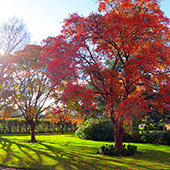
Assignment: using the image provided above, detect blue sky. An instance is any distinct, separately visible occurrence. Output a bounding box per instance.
[0,0,169,44]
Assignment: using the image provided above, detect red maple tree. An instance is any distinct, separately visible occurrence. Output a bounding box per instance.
[43,0,170,150]
[47,104,84,134]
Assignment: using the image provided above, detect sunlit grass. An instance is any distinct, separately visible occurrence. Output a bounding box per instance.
[0,133,170,170]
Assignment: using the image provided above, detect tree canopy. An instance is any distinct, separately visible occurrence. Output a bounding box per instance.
[2,45,58,142]
[0,16,30,55]
[43,0,170,150]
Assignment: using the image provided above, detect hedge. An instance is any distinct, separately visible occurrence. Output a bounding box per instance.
[0,118,76,134]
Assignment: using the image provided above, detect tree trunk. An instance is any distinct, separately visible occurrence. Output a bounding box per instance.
[61,123,64,134]
[28,120,37,142]
[110,110,124,151]
[113,123,124,151]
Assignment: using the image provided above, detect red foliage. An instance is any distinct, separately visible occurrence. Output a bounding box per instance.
[43,0,170,150]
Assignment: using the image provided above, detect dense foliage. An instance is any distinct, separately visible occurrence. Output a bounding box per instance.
[1,45,59,142]
[0,118,76,134]
[43,0,170,151]
[141,130,170,145]
[97,144,138,156]
[76,118,114,141]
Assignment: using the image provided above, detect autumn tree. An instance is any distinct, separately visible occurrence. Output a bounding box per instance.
[0,16,30,55]
[4,45,58,142]
[0,16,31,107]
[47,104,83,134]
[0,53,18,113]
[43,0,170,151]
[46,83,84,134]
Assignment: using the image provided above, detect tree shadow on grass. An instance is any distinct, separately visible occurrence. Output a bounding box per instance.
[0,136,57,170]
[131,145,170,169]
[0,137,13,164]
[0,135,170,170]
[38,142,170,170]
[0,135,123,170]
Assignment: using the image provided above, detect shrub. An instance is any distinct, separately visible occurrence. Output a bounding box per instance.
[144,123,164,131]
[97,144,138,156]
[140,130,170,145]
[141,130,165,144]
[98,144,117,156]
[123,123,141,143]
[75,117,114,141]
[163,130,170,145]
[123,131,141,143]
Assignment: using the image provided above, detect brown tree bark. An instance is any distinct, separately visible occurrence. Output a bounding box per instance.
[61,123,64,134]
[28,120,37,142]
[110,110,124,151]
[113,123,124,151]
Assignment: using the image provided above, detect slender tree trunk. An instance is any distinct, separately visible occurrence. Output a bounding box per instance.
[61,123,64,134]
[28,120,37,142]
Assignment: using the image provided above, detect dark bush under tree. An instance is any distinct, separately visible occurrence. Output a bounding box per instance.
[97,144,139,156]
[75,117,114,141]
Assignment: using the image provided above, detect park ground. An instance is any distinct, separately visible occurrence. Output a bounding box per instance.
[0,133,170,170]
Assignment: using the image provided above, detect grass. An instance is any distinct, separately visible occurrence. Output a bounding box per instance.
[0,133,170,170]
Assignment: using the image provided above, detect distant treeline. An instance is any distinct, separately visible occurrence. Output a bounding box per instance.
[0,119,77,134]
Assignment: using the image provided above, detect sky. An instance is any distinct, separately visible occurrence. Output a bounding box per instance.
[0,0,169,44]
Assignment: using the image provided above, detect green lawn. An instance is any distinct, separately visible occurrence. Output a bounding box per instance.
[0,133,170,170]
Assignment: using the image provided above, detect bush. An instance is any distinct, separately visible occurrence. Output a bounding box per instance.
[144,123,164,131]
[123,124,141,143]
[98,144,117,156]
[75,117,114,141]
[141,130,165,144]
[140,130,170,145]
[123,131,141,143]
[97,144,138,156]
[163,130,170,145]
